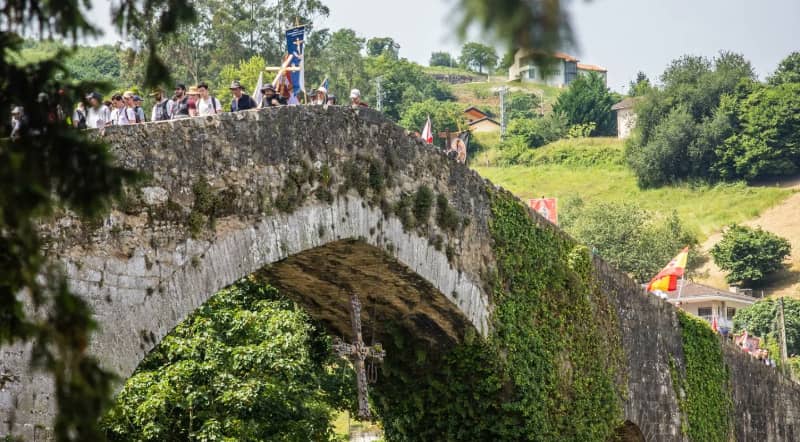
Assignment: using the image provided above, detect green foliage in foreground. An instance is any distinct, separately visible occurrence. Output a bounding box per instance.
[711,225,792,286]
[561,200,698,283]
[472,137,793,239]
[373,190,624,440]
[733,298,800,357]
[673,312,733,442]
[102,278,354,441]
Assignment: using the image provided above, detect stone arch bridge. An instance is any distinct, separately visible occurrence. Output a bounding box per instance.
[2,107,799,440]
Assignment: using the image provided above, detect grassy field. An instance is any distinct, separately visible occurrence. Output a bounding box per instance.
[471,138,794,239]
[333,411,382,439]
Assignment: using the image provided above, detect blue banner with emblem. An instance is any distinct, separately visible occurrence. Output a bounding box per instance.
[285,25,305,103]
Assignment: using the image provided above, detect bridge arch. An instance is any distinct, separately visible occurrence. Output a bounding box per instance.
[613,420,646,442]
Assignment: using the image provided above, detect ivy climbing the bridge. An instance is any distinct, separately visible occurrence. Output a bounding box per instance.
[372,189,625,441]
[673,311,733,442]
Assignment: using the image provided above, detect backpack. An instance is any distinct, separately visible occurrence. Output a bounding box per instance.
[210,96,218,113]
[76,109,87,129]
[134,106,145,123]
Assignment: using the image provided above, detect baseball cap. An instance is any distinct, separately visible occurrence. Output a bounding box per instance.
[350,89,361,99]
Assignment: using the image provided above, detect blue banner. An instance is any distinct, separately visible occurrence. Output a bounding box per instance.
[285,25,305,102]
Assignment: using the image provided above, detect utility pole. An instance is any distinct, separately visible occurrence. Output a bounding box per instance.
[499,87,509,138]
[779,297,789,365]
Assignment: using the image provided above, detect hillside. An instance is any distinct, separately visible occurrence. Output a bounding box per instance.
[471,138,794,242]
[450,79,563,116]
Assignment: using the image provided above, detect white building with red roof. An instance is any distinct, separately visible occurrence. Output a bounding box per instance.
[508,50,607,87]
[658,280,758,335]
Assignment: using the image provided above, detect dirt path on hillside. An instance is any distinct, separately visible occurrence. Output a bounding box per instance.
[695,180,800,298]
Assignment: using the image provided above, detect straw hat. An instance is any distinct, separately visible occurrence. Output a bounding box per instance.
[187,86,200,96]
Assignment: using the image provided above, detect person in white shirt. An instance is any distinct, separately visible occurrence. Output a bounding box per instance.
[196,82,221,116]
[85,92,111,128]
[122,91,141,123]
[110,94,136,125]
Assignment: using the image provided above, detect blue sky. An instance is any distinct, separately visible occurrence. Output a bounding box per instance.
[86,0,800,92]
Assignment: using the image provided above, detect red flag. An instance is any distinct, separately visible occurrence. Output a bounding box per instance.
[711,316,718,332]
[421,116,433,144]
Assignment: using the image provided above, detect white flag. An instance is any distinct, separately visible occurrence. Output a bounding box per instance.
[421,116,433,144]
[253,71,264,107]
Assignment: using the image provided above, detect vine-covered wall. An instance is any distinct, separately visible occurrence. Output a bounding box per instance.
[672,312,733,442]
[373,189,626,441]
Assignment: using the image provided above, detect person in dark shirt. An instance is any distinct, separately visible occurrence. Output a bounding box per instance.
[172,83,190,119]
[229,80,256,112]
[259,84,286,108]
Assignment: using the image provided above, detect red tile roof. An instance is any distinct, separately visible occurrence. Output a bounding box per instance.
[663,281,757,303]
[553,52,579,62]
[577,63,607,72]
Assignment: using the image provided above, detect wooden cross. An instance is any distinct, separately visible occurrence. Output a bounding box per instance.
[333,293,386,420]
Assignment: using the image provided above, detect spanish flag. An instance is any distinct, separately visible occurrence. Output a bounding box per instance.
[647,247,689,292]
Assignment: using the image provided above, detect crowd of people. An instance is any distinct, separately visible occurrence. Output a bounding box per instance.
[10,79,465,159]
[10,81,371,132]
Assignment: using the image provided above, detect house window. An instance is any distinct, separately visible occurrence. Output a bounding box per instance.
[727,307,737,320]
[697,307,712,319]
[565,61,578,84]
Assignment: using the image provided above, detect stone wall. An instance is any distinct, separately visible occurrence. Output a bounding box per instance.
[2,106,800,440]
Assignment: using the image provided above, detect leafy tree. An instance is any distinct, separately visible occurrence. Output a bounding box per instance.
[713,81,800,181]
[625,104,699,188]
[364,55,454,120]
[552,72,618,136]
[768,51,800,85]
[625,52,755,187]
[429,51,454,67]
[711,225,791,286]
[118,0,330,88]
[507,91,541,120]
[561,201,698,283]
[366,37,399,58]
[216,55,273,105]
[505,112,567,148]
[458,42,498,74]
[102,278,354,441]
[399,99,468,134]
[733,298,800,357]
[0,1,196,440]
[627,71,652,97]
[315,28,368,103]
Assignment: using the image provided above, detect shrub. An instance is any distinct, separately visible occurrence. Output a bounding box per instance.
[567,122,596,139]
[711,225,791,286]
[562,201,698,282]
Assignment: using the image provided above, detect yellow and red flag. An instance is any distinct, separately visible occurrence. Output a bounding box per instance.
[646,247,689,292]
